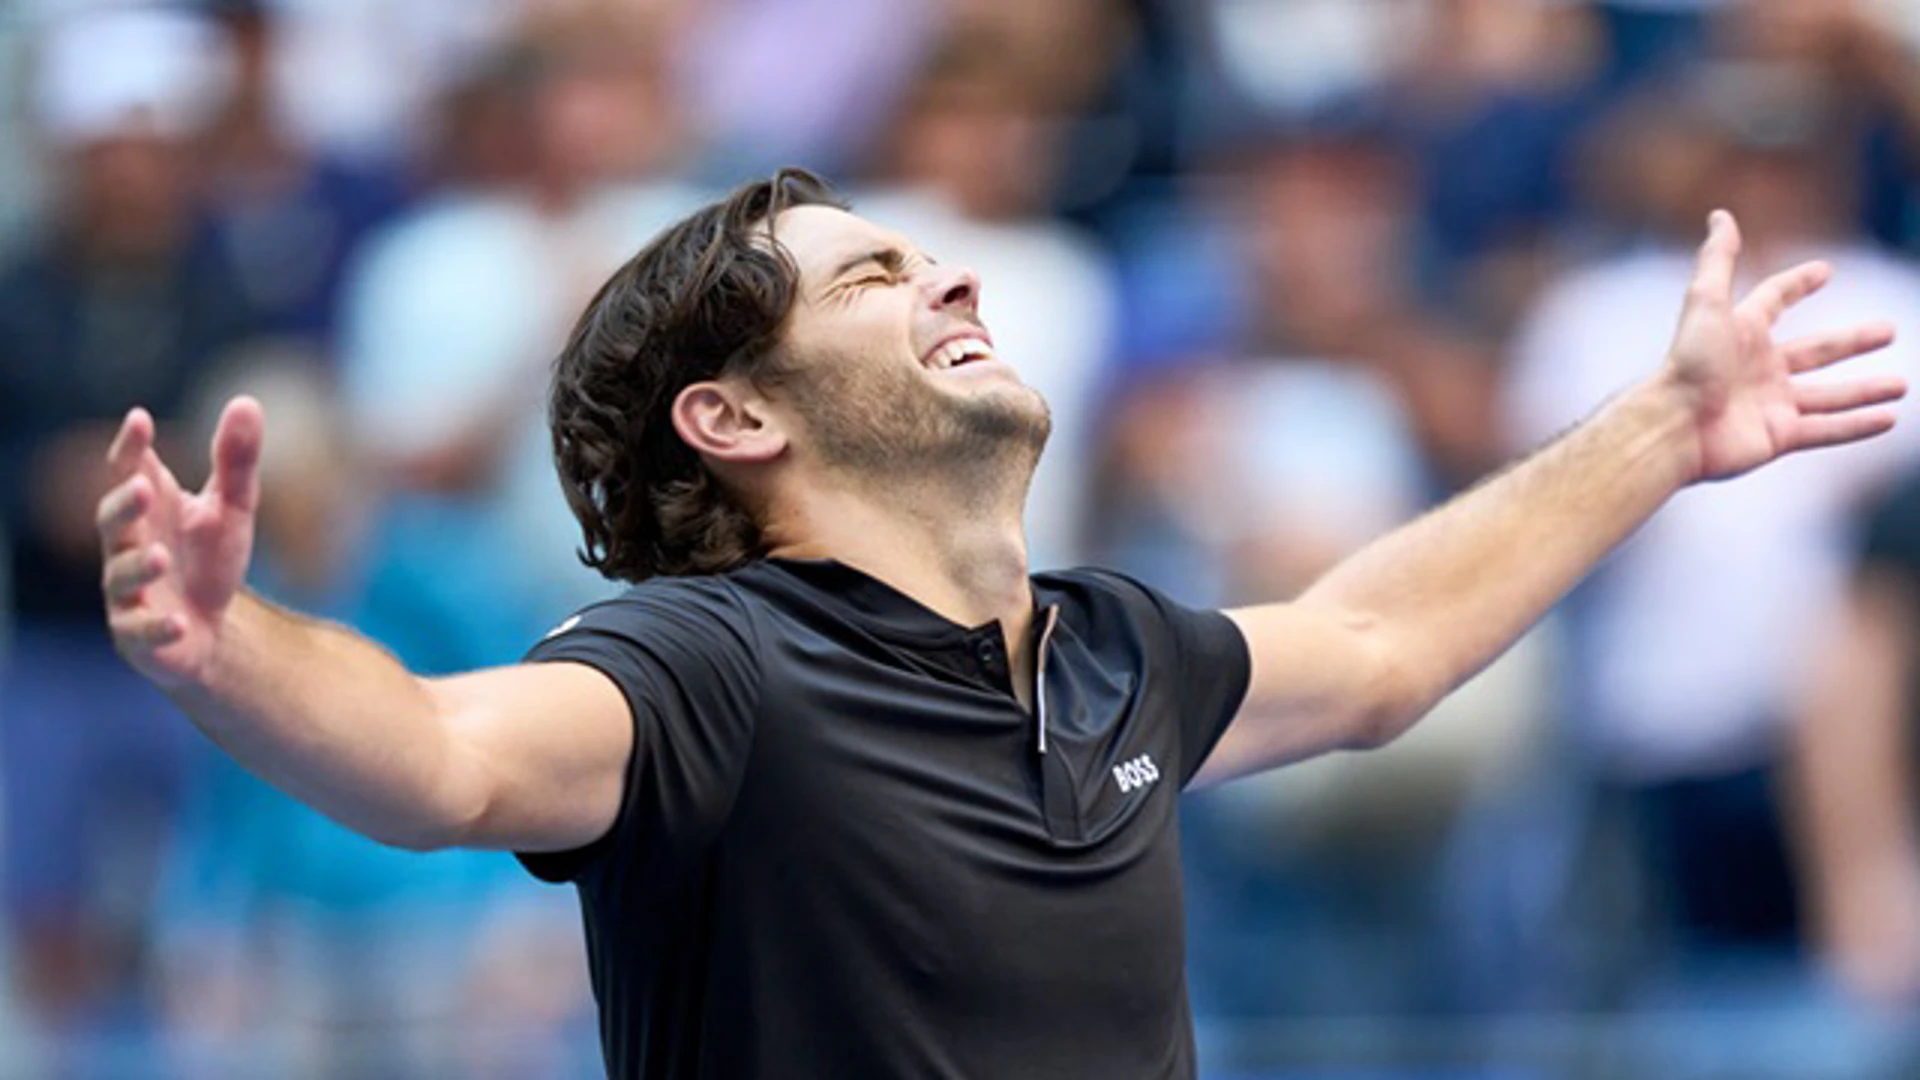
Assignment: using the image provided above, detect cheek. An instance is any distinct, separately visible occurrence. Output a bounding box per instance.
[785,340,917,417]
[792,308,920,378]
[828,288,917,346]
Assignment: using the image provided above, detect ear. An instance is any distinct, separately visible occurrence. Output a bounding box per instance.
[670,378,787,465]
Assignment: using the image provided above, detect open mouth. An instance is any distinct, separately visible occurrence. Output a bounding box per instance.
[924,336,997,371]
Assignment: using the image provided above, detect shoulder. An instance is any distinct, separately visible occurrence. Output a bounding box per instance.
[1037,566,1200,630]
[526,573,767,728]
[541,573,761,654]
[1038,565,1155,602]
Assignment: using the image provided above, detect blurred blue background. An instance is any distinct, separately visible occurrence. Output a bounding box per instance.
[6,0,1920,1076]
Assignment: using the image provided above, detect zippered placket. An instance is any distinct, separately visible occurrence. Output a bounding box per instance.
[1034,605,1059,754]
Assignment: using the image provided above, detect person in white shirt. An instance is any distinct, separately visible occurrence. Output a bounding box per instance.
[1503,66,1920,972]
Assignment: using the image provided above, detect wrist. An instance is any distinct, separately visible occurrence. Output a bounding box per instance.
[192,589,262,701]
[1617,374,1706,488]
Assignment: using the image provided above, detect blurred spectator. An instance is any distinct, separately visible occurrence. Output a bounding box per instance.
[1205,0,1411,117]
[1093,122,1544,1021]
[946,0,1160,215]
[1792,466,1920,1013]
[679,0,941,180]
[155,351,589,1076]
[1715,0,1920,252]
[856,36,1121,571]
[337,3,702,669]
[1094,134,1431,605]
[1381,0,1611,332]
[0,6,266,1030]
[228,0,527,164]
[0,18,42,239]
[1205,0,1614,333]
[1112,124,1504,521]
[195,0,410,348]
[1500,56,1920,1003]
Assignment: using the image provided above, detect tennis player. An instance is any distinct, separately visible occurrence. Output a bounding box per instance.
[97,170,1904,1078]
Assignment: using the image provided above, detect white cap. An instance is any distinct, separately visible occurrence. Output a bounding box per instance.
[32,5,235,145]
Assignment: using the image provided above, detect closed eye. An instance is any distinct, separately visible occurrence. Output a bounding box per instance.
[830,246,933,292]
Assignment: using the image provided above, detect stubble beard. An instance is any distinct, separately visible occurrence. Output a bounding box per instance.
[793,361,1052,507]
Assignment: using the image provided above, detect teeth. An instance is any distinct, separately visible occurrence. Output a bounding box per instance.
[930,338,993,370]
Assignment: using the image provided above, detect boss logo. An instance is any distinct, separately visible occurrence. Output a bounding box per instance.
[1111,754,1161,794]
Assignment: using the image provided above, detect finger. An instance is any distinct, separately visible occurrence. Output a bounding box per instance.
[1793,375,1908,415]
[207,395,264,514]
[111,611,186,651]
[1689,209,1742,307]
[1739,259,1833,327]
[105,407,155,480]
[102,544,169,608]
[95,475,153,552]
[1788,409,1900,453]
[1784,321,1898,373]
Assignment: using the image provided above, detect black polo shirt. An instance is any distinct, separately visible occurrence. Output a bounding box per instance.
[518,557,1251,1079]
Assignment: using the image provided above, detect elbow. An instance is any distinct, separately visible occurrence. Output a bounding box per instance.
[373,821,467,853]
[370,803,486,853]
[372,691,501,853]
[1344,646,1445,752]
[1345,699,1425,751]
[366,766,494,853]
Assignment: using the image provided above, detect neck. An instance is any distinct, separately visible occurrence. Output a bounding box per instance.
[763,476,1036,647]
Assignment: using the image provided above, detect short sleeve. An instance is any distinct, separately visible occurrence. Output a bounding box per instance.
[1076,570,1253,786]
[514,579,762,884]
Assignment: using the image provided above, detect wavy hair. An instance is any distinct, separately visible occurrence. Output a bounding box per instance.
[549,168,844,582]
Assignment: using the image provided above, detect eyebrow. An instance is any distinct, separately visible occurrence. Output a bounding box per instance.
[828,245,933,283]
[830,247,903,282]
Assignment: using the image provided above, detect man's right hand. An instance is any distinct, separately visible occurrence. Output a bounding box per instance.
[98,396,264,690]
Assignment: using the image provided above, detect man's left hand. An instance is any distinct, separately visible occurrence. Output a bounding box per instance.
[1660,209,1905,484]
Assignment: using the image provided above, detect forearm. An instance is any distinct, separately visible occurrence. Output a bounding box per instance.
[1218,214,1900,775]
[1299,378,1695,728]
[170,591,479,850]
[1794,575,1920,916]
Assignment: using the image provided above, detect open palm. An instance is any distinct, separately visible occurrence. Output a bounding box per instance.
[98,397,264,689]
[1668,210,1904,483]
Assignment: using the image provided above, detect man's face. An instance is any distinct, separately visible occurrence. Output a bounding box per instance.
[762,204,1050,485]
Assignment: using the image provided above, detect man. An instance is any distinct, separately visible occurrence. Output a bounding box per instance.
[97,169,1902,1077]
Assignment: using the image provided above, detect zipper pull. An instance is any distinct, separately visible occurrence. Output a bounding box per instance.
[1035,606,1059,755]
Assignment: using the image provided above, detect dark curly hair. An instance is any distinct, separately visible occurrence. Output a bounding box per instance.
[549,168,846,583]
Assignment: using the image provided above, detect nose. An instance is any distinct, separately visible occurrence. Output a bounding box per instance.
[926,264,981,314]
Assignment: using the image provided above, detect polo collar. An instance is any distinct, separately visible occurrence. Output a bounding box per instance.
[756,556,1038,647]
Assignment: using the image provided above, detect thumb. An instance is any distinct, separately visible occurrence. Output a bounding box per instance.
[1688,208,1741,308]
[208,395,265,515]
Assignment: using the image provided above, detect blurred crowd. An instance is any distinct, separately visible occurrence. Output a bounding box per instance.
[6,0,1920,1075]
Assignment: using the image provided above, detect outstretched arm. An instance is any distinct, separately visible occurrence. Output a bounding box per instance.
[1196,211,1905,783]
[99,399,630,851]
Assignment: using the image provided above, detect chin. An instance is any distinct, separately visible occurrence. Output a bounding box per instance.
[940,369,1044,410]
[953,383,1052,453]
